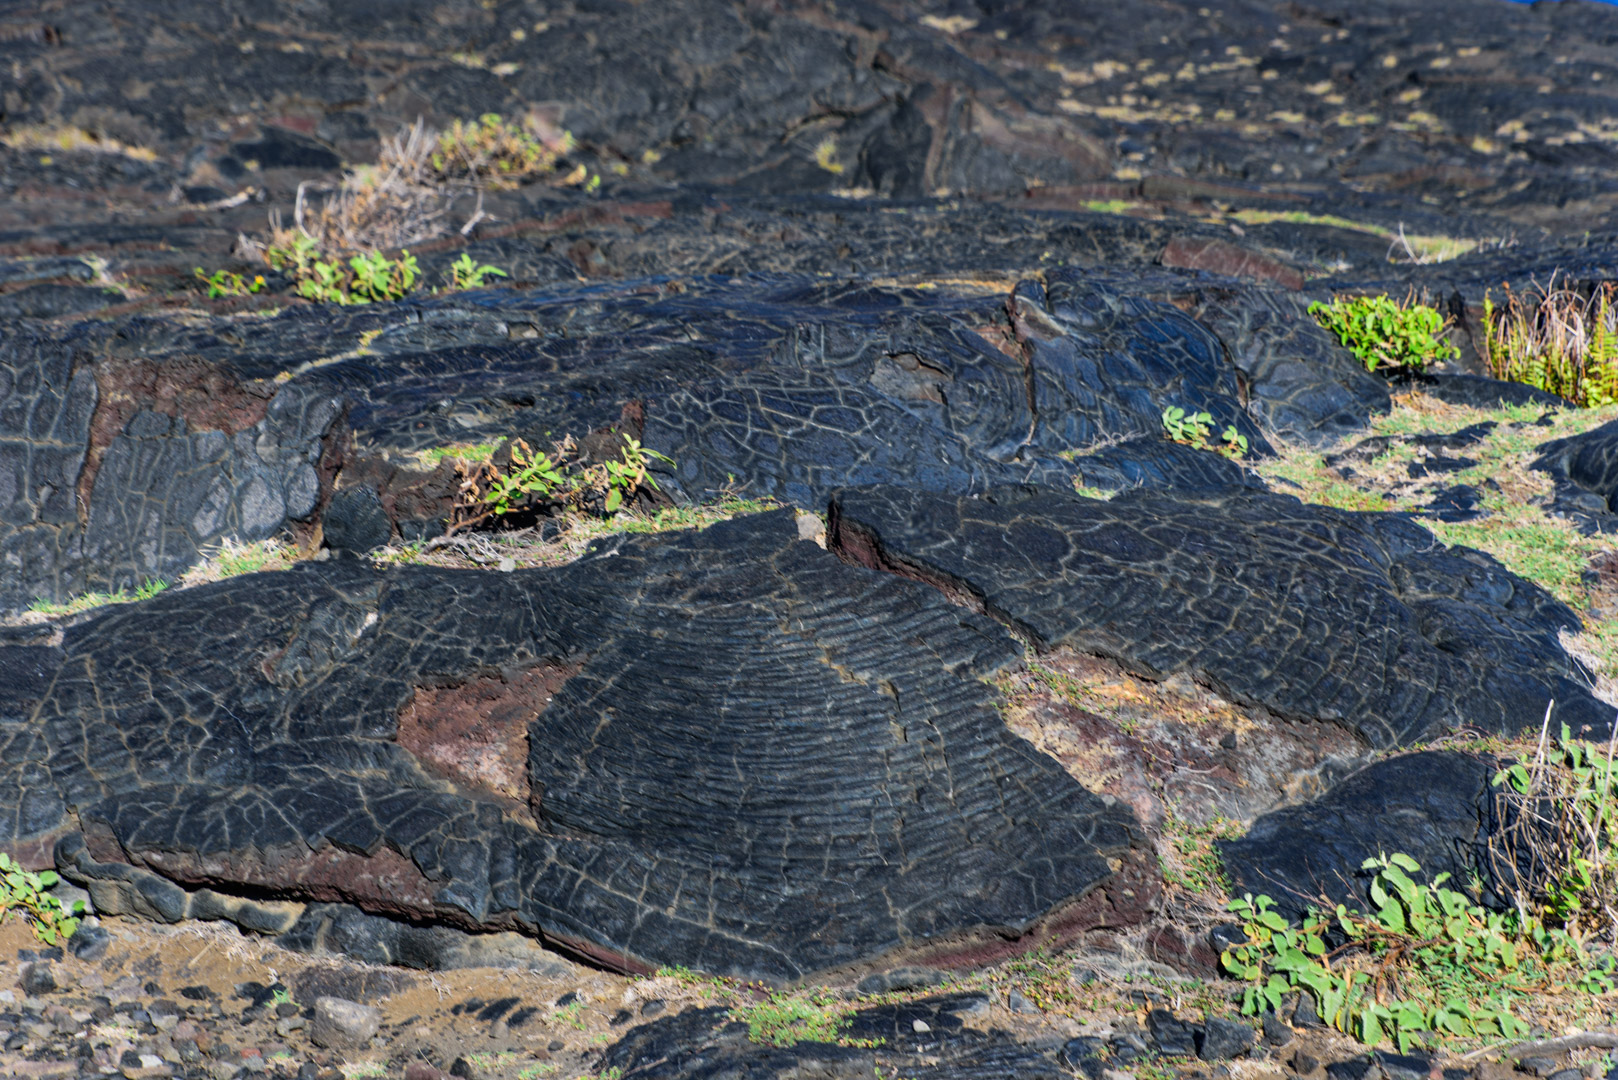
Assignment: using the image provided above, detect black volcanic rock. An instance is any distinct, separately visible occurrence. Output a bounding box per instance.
[1534,417,1618,533]
[1,509,1146,980]
[829,484,1609,747]
[597,994,1069,1080]
[1221,751,1501,921]
[4,269,1301,609]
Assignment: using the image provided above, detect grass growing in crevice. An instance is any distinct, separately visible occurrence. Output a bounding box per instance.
[27,578,167,617]
[371,493,781,572]
[180,538,298,586]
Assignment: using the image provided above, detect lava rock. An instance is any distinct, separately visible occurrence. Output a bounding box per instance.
[19,962,57,996]
[1147,1009,1198,1057]
[830,484,1609,748]
[8,511,1145,981]
[1198,1016,1255,1061]
[307,997,381,1049]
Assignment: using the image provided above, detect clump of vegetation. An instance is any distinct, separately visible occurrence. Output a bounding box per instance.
[731,991,878,1048]
[1160,815,1240,895]
[1481,280,1618,407]
[0,853,86,945]
[1161,406,1248,459]
[1309,293,1460,374]
[264,233,420,305]
[194,267,265,299]
[1489,718,1618,940]
[448,432,673,535]
[0,124,159,162]
[429,112,585,189]
[29,578,166,617]
[446,252,508,290]
[1222,851,1616,1052]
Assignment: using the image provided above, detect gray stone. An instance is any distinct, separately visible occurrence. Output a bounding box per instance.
[1006,988,1039,1014]
[19,963,55,996]
[307,996,381,1049]
[1198,1016,1255,1061]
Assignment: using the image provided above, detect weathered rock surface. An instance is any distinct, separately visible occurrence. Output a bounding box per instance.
[1534,417,1618,533]
[5,0,1618,1048]
[1221,751,1501,920]
[829,484,1609,746]
[1,509,1147,980]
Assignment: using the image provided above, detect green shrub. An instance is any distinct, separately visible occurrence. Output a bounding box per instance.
[446,253,508,291]
[430,113,578,189]
[1,853,85,945]
[1482,282,1618,406]
[265,235,419,305]
[194,267,265,299]
[1309,294,1459,374]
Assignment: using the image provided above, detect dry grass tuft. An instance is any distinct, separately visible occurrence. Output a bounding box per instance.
[248,119,455,260]
[1482,278,1618,407]
[0,124,158,161]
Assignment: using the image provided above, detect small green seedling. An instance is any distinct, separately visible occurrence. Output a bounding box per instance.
[195,267,265,299]
[1162,407,1248,460]
[447,253,508,290]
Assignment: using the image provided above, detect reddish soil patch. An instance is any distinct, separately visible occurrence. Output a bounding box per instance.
[396,663,581,814]
[1158,235,1306,291]
[80,356,277,514]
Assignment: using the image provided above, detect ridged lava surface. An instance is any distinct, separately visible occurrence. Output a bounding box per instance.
[829,484,1609,747]
[0,510,1142,980]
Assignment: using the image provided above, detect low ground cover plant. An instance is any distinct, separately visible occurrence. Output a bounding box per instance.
[1309,293,1459,374]
[0,853,85,945]
[1481,280,1618,407]
[208,113,593,306]
[429,112,582,189]
[28,578,166,616]
[1224,721,1618,1054]
[1222,853,1610,1052]
[265,234,420,304]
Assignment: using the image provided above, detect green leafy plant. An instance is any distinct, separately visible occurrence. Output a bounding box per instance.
[1162,406,1248,460]
[194,267,265,299]
[347,249,419,302]
[1309,293,1460,374]
[1481,281,1618,407]
[450,432,674,534]
[1220,851,1616,1052]
[0,853,85,945]
[446,253,508,291]
[265,234,419,305]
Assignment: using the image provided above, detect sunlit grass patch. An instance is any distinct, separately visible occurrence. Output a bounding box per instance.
[27,578,167,617]
[1227,209,1483,263]
[180,538,298,586]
